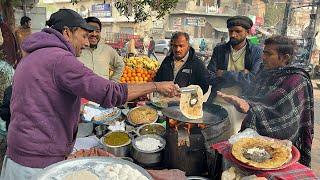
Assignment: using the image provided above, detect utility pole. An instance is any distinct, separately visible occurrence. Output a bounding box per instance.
[281,0,292,36]
[308,0,320,64]
[22,0,27,16]
[315,0,320,65]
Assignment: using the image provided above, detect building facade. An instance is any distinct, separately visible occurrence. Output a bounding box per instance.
[41,0,153,38]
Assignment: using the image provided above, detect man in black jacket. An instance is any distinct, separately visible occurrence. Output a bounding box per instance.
[207,16,263,134]
[154,32,210,93]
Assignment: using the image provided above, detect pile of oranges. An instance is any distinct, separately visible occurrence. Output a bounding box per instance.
[120,66,157,83]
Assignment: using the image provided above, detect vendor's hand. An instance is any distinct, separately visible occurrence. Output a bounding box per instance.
[155,81,179,97]
[244,69,249,74]
[216,69,224,77]
[217,91,250,113]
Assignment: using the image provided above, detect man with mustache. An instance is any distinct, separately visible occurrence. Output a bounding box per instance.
[80,17,124,82]
[154,32,210,93]
[207,16,263,134]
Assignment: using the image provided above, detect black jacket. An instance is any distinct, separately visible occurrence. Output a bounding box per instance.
[0,85,12,131]
[154,47,210,93]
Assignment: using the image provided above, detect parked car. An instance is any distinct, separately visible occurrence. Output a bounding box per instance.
[154,39,170,55]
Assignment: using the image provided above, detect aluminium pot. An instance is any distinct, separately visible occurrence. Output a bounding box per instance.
[131,134,166,167]
[100,130,131,157]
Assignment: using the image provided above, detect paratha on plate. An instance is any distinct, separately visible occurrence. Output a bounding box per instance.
[232,137,291,169]
[179,85,204,119]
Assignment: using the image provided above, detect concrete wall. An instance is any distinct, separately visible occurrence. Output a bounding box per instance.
[40,0,151,38]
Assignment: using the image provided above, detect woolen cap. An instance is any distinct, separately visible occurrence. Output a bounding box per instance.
[227,16,253,30]
[46,9,95,32]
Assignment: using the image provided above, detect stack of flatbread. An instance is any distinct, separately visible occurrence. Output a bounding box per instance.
[232,137,291,169]
[179,85,204,119]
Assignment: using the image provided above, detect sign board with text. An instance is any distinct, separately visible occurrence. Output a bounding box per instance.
[91,4,112,18]
[173,17,182,26]
[185,17,206,27]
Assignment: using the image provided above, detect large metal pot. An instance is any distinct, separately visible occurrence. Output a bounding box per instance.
[100,131,131,157]
[131,134,166,167]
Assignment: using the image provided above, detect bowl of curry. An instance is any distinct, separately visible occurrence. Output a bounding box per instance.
[100,131,131,157]
[127,106,158,126]
[137,123,166,137]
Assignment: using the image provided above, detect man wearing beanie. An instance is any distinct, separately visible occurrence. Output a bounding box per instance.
[207,16,263,135]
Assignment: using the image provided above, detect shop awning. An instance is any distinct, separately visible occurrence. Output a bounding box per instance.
[213,27,228,33]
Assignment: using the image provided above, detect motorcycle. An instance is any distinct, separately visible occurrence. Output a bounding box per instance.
[196,50,212,67]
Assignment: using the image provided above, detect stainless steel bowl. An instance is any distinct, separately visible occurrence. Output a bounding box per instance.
[136,123,166,137]
[95,124,108,138]
[131,134,166,167]
[100,130,131,157]
[127,106,158,126]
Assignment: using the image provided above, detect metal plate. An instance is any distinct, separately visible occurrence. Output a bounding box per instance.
[161,103,228,125]
[36,157,153,180]
[150,101,169,109]
[82,105,121,125]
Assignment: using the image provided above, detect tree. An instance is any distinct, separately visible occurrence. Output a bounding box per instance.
[0,0,19,31]
[114,0,179,22]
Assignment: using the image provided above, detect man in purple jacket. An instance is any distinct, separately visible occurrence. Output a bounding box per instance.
[0,9,178,180]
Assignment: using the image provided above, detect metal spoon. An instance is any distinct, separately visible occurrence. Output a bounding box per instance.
[179,87,197,93]
[189,92,198,107]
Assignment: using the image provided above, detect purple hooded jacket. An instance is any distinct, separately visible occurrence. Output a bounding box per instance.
[6,28,128,168]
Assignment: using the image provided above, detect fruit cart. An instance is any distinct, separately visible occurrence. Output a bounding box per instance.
[120,56,160,83]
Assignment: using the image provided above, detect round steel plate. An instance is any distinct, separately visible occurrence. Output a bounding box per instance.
[36,157,153,180]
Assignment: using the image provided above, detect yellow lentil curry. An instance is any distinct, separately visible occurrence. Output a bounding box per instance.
[104,132,130,146]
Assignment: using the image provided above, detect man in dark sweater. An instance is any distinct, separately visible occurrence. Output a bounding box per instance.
[154,32,210,93]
